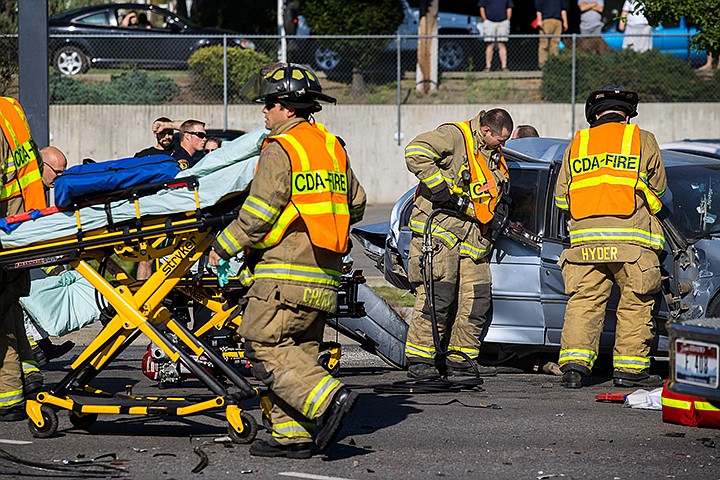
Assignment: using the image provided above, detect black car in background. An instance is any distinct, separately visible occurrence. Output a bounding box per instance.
[49,3,254,75]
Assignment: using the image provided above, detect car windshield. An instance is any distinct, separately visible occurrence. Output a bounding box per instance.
[666,163,720,239]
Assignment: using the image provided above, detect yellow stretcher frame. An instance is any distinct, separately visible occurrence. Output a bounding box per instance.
[0,190,260,442]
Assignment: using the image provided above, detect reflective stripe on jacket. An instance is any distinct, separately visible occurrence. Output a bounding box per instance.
[0,97,46,211]
[254,122,350,253]
[567,123,661,219]
[454,121,509,223]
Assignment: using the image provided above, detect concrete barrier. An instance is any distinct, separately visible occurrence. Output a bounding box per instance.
[49,103,720,203]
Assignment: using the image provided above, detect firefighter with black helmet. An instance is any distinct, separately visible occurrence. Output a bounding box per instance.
[403,108,514,379]
[554,84,667,389]
[209,63,366,458]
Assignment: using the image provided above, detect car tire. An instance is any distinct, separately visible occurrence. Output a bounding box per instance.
[314,45,341,72]
[438,40,466,71]
[706,294,720,318]
[54,45,89,76]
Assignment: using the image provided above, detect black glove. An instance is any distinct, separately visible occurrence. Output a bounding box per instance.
[430,188,469,214]
[488,201,510,241]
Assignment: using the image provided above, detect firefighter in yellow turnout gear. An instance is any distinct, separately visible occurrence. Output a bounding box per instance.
[0,97,46,421]
[403,109,514,379]
[209,64,366,458]
[554,85,667,389]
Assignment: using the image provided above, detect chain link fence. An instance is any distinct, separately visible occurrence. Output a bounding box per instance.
[2,32,718,110]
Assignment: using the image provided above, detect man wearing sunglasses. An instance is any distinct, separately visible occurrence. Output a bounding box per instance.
[209,63,366,458]
[40,146,67,192]
[134,116,178,158]
[171,119,207,171]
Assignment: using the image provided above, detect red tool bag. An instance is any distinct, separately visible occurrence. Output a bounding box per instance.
[661,380,720,428]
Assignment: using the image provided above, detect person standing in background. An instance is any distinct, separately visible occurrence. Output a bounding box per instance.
[578,0,604,35]
[535,0,568,68]
[618,0,651,52]
[478,0,513,72]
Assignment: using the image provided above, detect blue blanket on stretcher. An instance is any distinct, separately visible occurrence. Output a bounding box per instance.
[53,154,180,208]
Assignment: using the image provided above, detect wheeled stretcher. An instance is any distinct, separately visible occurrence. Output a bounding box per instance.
[0,129,268,441]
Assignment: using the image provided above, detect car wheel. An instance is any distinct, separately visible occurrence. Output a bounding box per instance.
[54,45,89,75]
[314,45,341,72]
[706,294,720,317]
[438,40,466,71]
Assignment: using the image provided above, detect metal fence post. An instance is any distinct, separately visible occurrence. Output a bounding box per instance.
[223,35,228,131]
[396,33,402,146]
[571,34,577,135]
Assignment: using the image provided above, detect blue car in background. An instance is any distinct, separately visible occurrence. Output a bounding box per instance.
[602,17,706,65]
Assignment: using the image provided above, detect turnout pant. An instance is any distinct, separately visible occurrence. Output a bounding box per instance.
[239,283,342,446]
[558,248,661,373]
[538,18,563,68]
[0,271,31,411]
[405,237,492,366]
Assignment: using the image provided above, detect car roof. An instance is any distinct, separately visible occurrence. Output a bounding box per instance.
[503,136,718,168]
[50,3,171,21]
[660,140,720,159]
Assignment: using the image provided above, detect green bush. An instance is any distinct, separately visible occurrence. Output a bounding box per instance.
[541,49,720,103]
[50,70,179,104]
[188,46,272,102]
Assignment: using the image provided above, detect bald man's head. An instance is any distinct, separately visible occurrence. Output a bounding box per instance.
[40,146,67,189]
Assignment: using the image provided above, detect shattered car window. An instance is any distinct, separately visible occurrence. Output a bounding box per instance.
[666,164,720,239]
[508,167,541,234]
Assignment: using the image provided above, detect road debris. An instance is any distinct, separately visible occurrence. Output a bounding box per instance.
[0,448,127,477]
[191,446,209,474]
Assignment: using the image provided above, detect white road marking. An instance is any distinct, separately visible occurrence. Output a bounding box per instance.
[0,439,33,445]
[279,472,355,480]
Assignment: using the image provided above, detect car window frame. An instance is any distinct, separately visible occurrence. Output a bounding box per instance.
[74,10,112,26]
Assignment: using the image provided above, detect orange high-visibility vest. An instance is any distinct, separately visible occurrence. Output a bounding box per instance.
[567,123,647,220]
[454,121,508,223]
[0,97,46,211]
[255,122,350,253]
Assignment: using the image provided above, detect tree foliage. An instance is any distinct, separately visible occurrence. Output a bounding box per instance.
[188,46,272,102]
[302,0,404,72]
[636,0,720,55]
[541,49,720,103]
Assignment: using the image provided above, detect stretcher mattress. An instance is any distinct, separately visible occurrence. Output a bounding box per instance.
[0,127,268,249]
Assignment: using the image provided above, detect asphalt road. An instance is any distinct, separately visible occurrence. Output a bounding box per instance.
[1,340,719,480]
[2,205,719,479]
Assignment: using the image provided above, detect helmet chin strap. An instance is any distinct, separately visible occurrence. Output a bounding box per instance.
[590,111,628,127]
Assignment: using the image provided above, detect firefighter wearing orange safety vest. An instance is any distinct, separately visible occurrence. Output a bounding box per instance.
[0,97,47,422]
[208,64,366,458]
[554,84,667,389]
[403,109,514,380]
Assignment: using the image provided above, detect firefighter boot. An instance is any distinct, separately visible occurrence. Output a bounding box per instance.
[446,360,497,377]
[315,387,358,452]
[613,370,664,388]
[0,404,26,422]
[249,439,312,459]
[560,363,591,389]
[23,371,43,397]
[407,362,440,379]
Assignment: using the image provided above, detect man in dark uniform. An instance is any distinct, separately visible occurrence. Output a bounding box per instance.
[171,119,206,171]
[134,116,176,158]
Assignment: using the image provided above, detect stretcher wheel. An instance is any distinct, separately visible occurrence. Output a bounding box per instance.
[318,352,340,376]
[28,406,58,438]
[68,411,98,430]
[227,411,258,444]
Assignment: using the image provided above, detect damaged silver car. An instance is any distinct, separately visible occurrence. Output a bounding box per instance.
[351,137,720,385]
